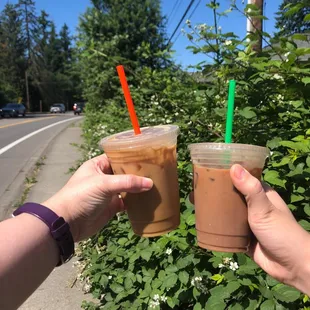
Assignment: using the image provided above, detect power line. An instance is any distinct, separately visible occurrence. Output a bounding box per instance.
[167,0,182,27]
[168,0,197,45]
[188,0,201,20]
[172,0,201,45]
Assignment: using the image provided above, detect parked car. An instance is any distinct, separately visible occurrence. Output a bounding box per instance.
[1,103,26,117]
[50,103,66,113]
[73,102,85,115]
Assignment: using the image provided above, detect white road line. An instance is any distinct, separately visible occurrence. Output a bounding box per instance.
[0,117,82,156]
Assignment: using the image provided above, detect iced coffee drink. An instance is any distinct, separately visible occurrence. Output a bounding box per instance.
[100,125,180,237]
[189,143,269,252]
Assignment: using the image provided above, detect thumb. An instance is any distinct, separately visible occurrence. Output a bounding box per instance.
[230,164,274,219]
[103,174,153,194]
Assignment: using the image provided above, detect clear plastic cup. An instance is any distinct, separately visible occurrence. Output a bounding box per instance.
[189,143,269,252]
[100,125,180,237]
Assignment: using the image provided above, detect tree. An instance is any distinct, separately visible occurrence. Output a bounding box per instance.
[77,0,170,108]
[275,0,310,37]
[59,23,72,71]
[0,3,26,103]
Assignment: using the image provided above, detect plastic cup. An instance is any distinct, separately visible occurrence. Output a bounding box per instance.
[100,125,180,237]
[189,143,269,252]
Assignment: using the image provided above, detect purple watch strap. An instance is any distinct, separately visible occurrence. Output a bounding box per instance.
[13,202,75,266]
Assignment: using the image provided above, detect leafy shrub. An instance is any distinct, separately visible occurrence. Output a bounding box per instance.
[77,1,310,309]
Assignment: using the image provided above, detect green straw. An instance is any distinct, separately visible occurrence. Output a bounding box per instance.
[225,80,236,143]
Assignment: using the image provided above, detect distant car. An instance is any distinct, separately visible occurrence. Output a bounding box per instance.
[73,102,85,115]
[50,103,66,113]
[1,103,26,117]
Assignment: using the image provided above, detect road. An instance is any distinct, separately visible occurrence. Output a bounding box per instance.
[0,113,82,207]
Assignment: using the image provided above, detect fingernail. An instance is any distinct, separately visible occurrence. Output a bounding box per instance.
[142,178,153,189]
[234,165,245,180]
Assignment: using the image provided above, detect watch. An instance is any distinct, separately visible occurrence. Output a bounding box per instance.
[13,202,75,266]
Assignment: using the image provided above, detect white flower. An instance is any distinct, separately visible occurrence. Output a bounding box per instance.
[247,8,252,13]
[108,275,112,279]
[218,26,222,31]
[218,263,225,268]
[186,19,191,25]
[161,296,168,302]
[150,300,160,308]
[153,294,160,301]
[83,283,92,293]
[175,112,179,116]
[166,119,172,124]
[273,73,283,80]
[191,279,195,286]
[166,248,172,255]
[148,113,153,117]
[223,257,232,264]
[229,261,239,271]
[154,101,159,105]
[224,40,232,46]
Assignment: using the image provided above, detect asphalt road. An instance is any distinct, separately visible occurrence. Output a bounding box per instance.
[0,112,82,202]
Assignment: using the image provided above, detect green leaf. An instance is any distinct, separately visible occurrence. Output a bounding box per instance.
[239,107,257,119]
[230,303,243,310]
[299,220,310,231]
[100,275,109,287]
[266,275,279,287]
[140,249,152,261]
[166,265,178,273]
[193,286,200,300]
[205,296,226,310]
[292,34,308,41]
[179,271,189,285]
[186,213,195,225]
[110,283,124,294]
[165,273,178,288]
[124,277,132,291]
[239,278,252,286]
[272,157,290,167]
[264,170,286,188]
[226,281,241,294]
[290,194,304,203]
[302,77,310,85]
[117,237,128,245]
[158,270,166,281]
[306,156,310,168]
[260,299,275,310]
[193,303,202,310]
[267,137,282,149]
[304,205,310,217]
[304,13,310,22]
[245,299,258,310]
[272,284,301,302]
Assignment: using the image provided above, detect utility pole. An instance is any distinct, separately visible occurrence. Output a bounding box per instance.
[247,0,264,52]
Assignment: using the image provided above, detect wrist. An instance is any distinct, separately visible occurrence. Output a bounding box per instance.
[42,199,79,242]
[290,233,310,295]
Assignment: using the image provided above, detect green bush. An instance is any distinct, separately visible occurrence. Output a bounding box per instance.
[77,1,310,309]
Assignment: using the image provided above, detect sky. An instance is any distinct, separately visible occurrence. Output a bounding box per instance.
[0,0,282,69]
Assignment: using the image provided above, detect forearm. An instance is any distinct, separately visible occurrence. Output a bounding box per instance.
[0,213,59,309]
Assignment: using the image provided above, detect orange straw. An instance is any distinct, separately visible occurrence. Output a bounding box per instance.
[116,65,141,135]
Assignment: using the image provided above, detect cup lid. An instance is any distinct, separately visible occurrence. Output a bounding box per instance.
[189,143,270,156]
[100,125,179,151]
